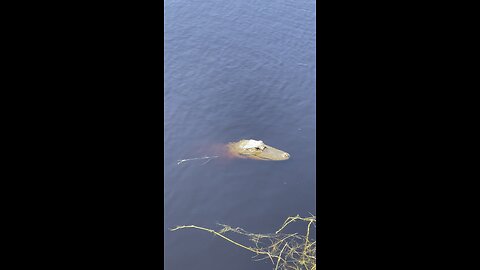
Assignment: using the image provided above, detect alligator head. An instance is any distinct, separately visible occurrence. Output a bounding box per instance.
[227,139,290,161]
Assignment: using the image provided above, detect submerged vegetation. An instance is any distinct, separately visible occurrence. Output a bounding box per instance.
[171,215,316,270]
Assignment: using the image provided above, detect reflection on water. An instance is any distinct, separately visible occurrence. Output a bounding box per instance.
[165,0,316,269]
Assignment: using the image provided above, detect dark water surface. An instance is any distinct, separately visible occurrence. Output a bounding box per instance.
[164,0,316,269]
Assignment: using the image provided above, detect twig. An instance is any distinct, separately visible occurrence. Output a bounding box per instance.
[171,215,316,270]
[275,243,288,270]
[177,156,219,165]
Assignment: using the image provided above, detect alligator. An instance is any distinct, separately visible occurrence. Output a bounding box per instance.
[177,139,290,165]
[226,139,290,161]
